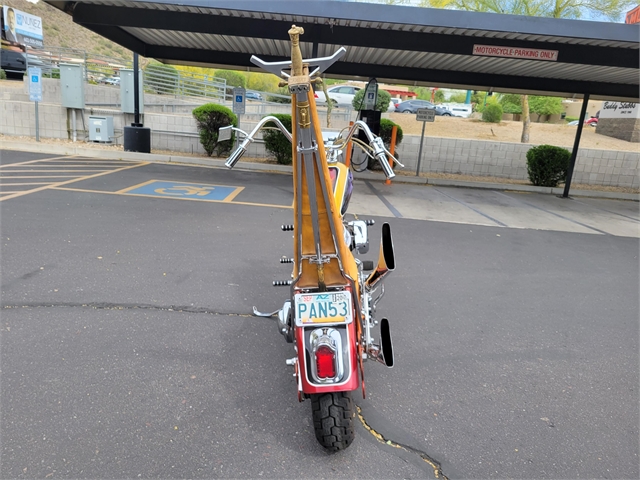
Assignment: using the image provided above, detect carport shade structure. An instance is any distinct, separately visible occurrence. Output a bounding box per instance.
[45,0,639,195]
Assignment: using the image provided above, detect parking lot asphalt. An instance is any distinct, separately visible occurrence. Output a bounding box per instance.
[1,149,638,479]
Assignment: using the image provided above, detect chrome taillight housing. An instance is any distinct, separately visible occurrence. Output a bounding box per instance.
[309,327,344,382]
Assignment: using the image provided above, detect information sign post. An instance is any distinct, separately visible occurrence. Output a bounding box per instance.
[232,87,246,148]
[28,67,42,142]
[415,108,435,176]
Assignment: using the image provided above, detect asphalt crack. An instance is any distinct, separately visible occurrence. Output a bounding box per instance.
[1,302,254,317]
[356,405,449,480]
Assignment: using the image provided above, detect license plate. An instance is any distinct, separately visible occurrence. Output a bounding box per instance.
[294,291,353,326]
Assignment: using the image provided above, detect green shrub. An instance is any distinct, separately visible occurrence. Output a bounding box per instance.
[379,118,403,146]
[565,116,578,123]
[0,69,6,80]
[526,144,571,187]
[368,118,403,170]
[482,103,503,123]
[352,88,391,111]
[192,103,237,157]
[262,113,293,165]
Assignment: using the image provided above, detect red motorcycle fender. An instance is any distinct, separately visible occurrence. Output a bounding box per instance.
[296,321,359,394]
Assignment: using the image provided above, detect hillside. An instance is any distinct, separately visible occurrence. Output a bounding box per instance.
[4,0,131,59]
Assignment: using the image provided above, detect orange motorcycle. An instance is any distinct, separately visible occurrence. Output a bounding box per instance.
[221,25,401,451]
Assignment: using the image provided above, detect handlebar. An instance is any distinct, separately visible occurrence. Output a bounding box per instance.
[221,117,402,180]
[222,116,292,169]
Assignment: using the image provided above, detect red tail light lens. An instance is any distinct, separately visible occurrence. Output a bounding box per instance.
[315,345,336,378]
[314,92,319,98]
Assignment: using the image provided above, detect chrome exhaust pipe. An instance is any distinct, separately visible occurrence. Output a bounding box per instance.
[367,318,394,368]
[365,223,395,291]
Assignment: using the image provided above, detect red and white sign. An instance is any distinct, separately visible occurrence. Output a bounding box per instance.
[472,45,559,62]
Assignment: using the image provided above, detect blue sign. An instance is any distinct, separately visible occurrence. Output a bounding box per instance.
[123,181,242,202]
[28,67,42,102]
[233,87,246,114]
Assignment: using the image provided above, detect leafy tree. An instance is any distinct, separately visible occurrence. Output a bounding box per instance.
[434,90,446,103]
[448,92,467,103]
[246,72,280,93]
[528,95,564,121]
[352,88,391,111]
[499,93,523,114]
[214,70,246,88]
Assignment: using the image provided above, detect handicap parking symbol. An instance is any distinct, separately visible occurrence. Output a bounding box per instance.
[124,180,242,201]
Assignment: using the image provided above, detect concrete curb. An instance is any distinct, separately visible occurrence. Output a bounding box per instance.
[2,139,638,201]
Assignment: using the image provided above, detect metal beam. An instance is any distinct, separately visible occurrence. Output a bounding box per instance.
[72,4,638,69]
[143,45,639,100]
[562,93,590,198]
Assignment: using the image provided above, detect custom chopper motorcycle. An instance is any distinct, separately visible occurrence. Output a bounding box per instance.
[220,25,401,452]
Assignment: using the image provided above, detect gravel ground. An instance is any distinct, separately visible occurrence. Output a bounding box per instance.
[387,113,640,152]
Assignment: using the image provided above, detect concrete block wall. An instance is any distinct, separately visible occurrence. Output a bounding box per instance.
[1,81,638,189]
[393,136,639,188]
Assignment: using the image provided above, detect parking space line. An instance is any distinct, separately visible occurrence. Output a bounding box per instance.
[0,162,148,202]
[222,186,245,202]
[433,187,508,227]
[1,169,109,173]
[0,155,78,168]
[0,182,53,186]
[0,175,85,179]
[116,179,157,194]
[494,191,610,235]
[364,181,403,218]
[572,199,640,223]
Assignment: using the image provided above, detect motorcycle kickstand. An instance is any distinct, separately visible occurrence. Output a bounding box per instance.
[252,306,280,317]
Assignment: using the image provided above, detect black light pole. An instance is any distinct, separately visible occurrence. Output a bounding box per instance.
[562,93,590,198]
[133,52,141,127]
[123,52,151,153]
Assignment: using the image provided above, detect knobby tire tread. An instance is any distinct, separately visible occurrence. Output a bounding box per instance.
[310,391,355,452]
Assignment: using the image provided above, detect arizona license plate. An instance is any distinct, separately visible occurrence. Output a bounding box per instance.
[294,291,353,326]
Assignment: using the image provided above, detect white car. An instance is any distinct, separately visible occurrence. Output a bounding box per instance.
[314,85,361,106]
[388,97,401,112]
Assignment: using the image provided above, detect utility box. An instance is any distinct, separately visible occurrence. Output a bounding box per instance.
[120,69,144,114]
[60,63,85,109]
[88,116,114,143]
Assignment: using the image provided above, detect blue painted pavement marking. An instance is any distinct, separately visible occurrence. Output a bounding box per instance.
[126,181,239,201]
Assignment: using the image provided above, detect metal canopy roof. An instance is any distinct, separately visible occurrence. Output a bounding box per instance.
[44,0,639,101]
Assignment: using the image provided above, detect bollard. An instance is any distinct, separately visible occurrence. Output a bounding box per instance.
[385,125,397,185]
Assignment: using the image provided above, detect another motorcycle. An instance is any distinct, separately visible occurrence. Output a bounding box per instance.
[220,25,402,452]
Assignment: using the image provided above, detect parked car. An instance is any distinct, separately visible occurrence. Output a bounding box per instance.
[388,97,401,112]
[442,103,473,118]
[246,91,262,101]
[314,85,361,106]
[394,99,452,116]
[101,76,120,86]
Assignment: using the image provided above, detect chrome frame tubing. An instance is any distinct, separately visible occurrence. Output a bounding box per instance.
[224,115,293,169]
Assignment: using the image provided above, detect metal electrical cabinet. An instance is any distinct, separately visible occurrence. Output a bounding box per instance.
[88,116,114,143]
[60,64,85,109]
[120,69,144,114]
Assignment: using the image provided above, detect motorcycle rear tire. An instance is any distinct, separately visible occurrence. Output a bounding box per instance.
[310,391,356,452]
